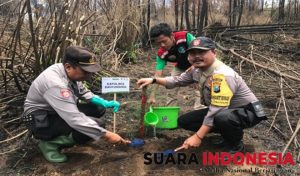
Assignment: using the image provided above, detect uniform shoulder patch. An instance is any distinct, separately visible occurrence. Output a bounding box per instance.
[211,74,233,107]
[60,88,71,98]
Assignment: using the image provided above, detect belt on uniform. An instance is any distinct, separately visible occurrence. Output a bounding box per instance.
[22,110,49,130]
[22,113,35,131]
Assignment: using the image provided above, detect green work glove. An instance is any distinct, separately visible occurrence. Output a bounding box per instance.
[90,95,120,113]
[105,101,120,112]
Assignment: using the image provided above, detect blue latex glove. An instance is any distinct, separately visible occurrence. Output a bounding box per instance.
[90,95,120,112]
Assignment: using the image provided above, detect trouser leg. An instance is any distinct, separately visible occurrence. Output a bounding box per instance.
[213,109,243,145]
[29,103,105,163]
[32,103,106,144]
[71,103,106,144]
[77,103,106,117]
[213,108,261,145]
[32,112,72,140]
[177,108,209,132]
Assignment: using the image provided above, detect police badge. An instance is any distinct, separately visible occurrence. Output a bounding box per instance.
[213,83,221,93]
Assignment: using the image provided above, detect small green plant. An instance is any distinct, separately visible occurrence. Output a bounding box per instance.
[124,44,140,64]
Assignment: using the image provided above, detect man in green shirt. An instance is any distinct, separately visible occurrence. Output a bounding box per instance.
[149,23,197,105]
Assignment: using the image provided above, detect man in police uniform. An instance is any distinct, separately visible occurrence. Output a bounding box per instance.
[137,37,266,154]
[23,46,130,163]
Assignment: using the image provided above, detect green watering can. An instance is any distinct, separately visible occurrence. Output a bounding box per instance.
[144,106,159,126]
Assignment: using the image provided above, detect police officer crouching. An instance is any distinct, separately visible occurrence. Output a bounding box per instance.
[137,37,267,155]
[23,46,130,163]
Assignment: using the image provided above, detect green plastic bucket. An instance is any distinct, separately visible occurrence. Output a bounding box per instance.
[144,106,180,129]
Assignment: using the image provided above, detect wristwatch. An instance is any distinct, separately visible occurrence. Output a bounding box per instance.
[151,77,157,84]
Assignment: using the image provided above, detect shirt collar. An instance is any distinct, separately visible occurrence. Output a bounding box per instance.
[58,63,73,85]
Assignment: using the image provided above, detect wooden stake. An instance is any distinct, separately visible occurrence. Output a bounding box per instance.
[113,93,117,133]
[140,86,147,137]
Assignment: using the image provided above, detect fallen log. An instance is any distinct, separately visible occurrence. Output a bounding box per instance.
[227,48,300,82]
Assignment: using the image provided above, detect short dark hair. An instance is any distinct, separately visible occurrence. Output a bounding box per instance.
[62,59,78,68]
[149,23,172,38]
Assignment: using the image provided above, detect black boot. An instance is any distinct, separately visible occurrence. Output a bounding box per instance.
[221,141,245,161]
[210,137,227,147]
[225,141,245,154]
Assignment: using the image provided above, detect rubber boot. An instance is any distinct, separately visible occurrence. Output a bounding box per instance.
[38,134,75,163]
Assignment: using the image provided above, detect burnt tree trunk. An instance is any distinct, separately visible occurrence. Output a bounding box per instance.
[192,0,196,29]
[229,0,232,26]
[175,0,179,30]
[261,0,264,12]
[237,0,244,26]
[294,0,299,19]
[163,0,166,21]
[278,0,285,22]
[147,0,151,30]
[185,0,191,30]
[141,0,151,47]
[248,0,254,11]
[232,0,237,26]
[271,0,275,17]
[197,0,207,36]
[196,0,201,30]
[204,2,208,27]
[180,0,184,29]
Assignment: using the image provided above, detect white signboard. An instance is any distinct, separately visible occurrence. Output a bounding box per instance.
[102,77,130,93]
